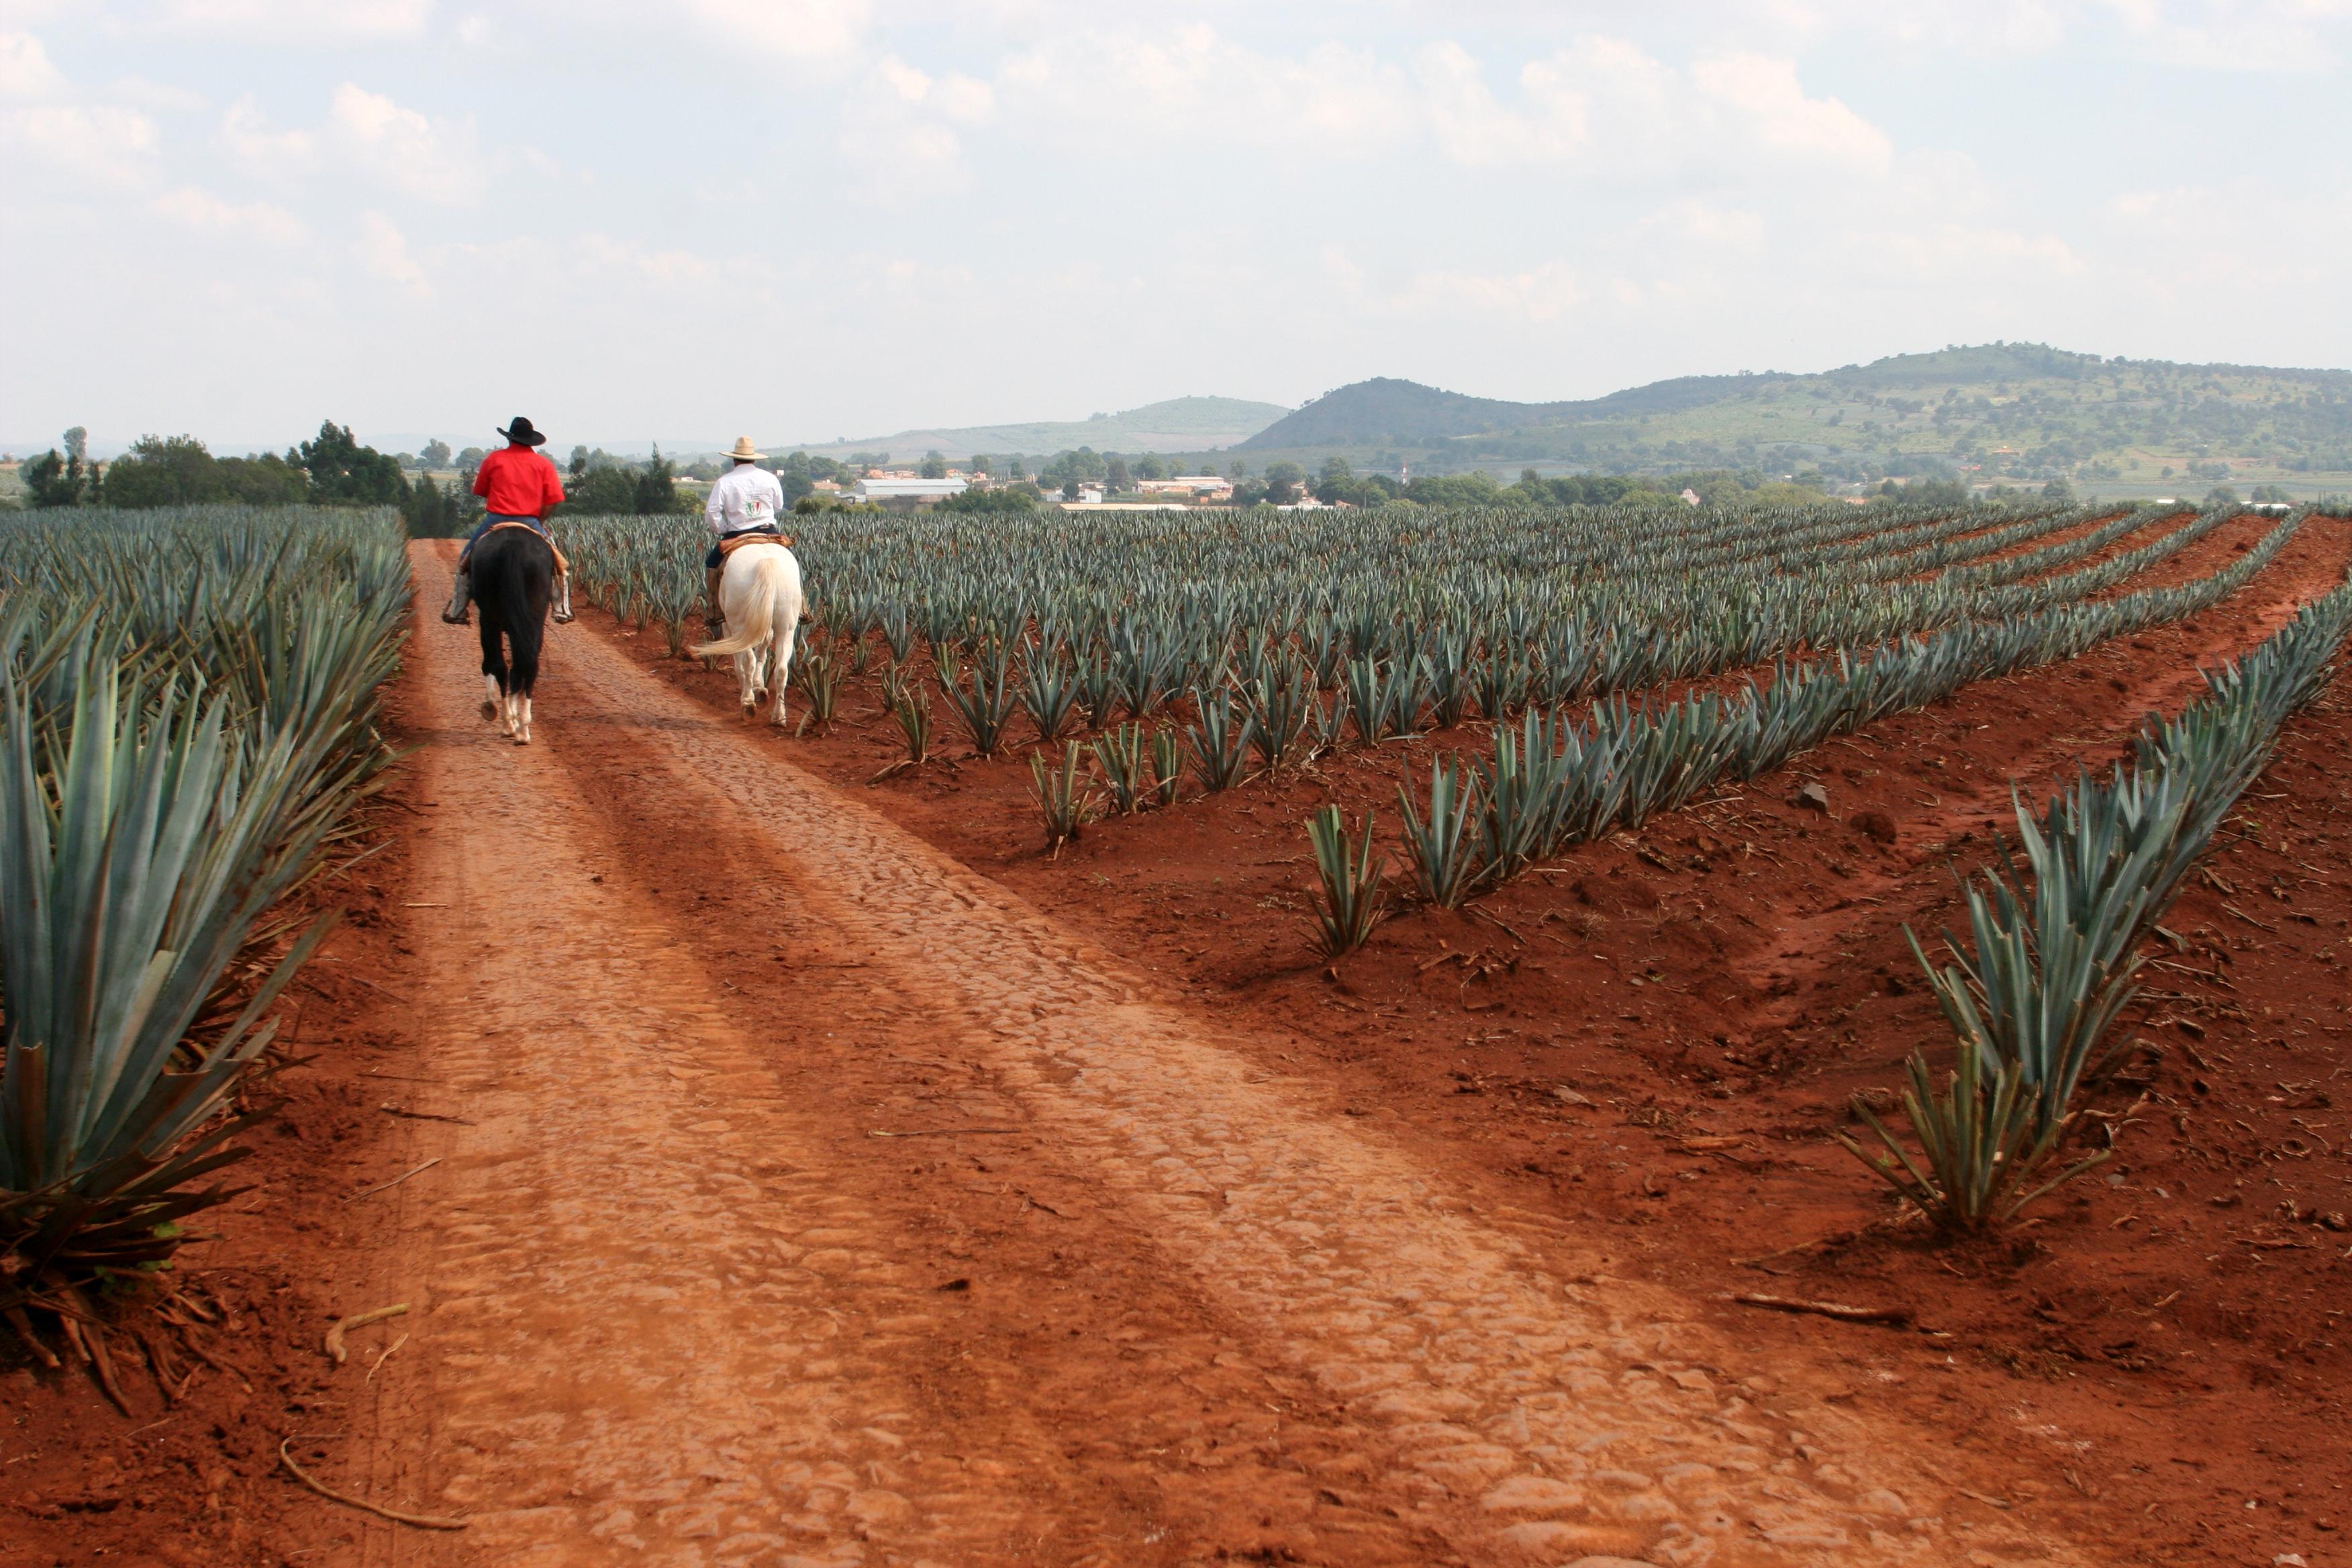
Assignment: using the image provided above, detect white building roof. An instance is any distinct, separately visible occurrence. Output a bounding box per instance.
[854,477,968,498]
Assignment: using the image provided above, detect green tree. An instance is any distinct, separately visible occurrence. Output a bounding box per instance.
[1135,452,1165,481]
[99,434,230,507]
[1106,455,1132,491]
[419,438,452,469]
[21,448,91,507]
[1263,460,1306,505]
[969,453,991,477]
[1314,456,1355,503]
[456,446,487,479]
[564,467,638,513]
[299,421,408,505]
[2204,484,2241,509]
[937,485,1038,514]
[62,426,87,463]
[1006,453,1027,480]
[403,473,469,537]
[920,449,948,479]
[569,444,591,478]
[633,446,679,514]
[218,452,309,505]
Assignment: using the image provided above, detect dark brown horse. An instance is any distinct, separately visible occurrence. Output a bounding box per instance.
[469,525,554,744]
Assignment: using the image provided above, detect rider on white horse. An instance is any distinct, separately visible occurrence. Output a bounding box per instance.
[702,436,786,638]
[443,415,571,626]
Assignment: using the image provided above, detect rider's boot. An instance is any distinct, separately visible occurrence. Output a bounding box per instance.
[441,568,472,626]
[703,567,726,640]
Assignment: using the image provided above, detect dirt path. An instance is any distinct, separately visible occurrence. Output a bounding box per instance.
[340,543,2094,1567]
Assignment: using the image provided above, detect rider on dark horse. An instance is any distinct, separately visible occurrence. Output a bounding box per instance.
[442,416,572,626]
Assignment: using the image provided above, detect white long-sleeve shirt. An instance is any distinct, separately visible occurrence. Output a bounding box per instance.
[705,463,786,537]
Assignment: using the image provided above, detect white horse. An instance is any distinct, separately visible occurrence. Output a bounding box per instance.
[689,540,804,725]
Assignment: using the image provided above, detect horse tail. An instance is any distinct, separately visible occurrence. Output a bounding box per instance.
[501,537,550,697]
[691,555,785,658]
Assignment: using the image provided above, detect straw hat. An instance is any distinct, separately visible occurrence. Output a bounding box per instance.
[726,436,765,462]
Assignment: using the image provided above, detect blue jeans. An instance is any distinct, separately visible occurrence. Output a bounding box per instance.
[460,513,549,565]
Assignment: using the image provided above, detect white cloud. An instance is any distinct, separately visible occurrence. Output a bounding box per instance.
[354,209,429,294]
[1,101,156,181]
[148,0,435,44]
[219,92,315,175]
[110,74,210,112]
[215,85,486,201]
[838,54,996,178]
[671,0,868,60]
[2095,0,2352,70]
[329,83,483,203]
[152,183,307,244]
[1415,40,1585,167]
[1691,54,1892,170]
[0,29,63,96]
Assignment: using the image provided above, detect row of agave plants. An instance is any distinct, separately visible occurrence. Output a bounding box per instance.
[1334,508,2309,919]
[0,506,409,1383]
[1843,549,2352,1232]
[562,497,2206,761]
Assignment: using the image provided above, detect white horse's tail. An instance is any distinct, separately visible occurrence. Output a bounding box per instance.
[691,553,794,658]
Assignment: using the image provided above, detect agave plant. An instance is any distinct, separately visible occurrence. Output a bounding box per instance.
[1837,1032,2110,1235]
[1183,687,1259,793]
[1397,757,1480,908]
[1306,805,1387,958]
[1019,640,1081,743]
[1030,740,1093,856]
[936,638,1019,756]
[2,507,405,1351]
[790,634,844,733]
[1092,722,1153,815]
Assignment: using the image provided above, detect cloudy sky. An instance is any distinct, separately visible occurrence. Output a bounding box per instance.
[3,0,2348,454]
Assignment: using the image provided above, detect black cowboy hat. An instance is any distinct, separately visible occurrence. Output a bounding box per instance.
[498,415,548,447]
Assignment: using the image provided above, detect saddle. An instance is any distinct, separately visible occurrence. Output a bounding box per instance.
[483,519,570,577]
[718,530,795,560]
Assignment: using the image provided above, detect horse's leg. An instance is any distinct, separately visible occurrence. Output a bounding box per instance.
[507,562,549,746]
[478,606,507,726]
[769,618,799,728]
[736,650,757,718]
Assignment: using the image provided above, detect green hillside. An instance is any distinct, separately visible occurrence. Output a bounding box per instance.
[1242,345,2352,499]
[789,395,1286,463]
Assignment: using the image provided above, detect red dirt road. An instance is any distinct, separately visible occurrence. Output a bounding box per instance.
[285,544,2128,1568]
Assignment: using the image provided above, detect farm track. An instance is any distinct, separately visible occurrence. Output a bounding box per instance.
[334,544,2104,1567]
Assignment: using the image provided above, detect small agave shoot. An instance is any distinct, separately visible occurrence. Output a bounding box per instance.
[1306,805,1388,958]
[789,632,844,734]
[871,665,934,781]
[1030,740,1093,857]
[1092,722,1153,815]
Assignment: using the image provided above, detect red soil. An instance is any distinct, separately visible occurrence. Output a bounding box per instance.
[596,511,2352,1567]
[6,516,2346,1566]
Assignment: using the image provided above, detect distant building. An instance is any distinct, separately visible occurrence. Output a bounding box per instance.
[1136,475,1235,501]
[852,477,967,504]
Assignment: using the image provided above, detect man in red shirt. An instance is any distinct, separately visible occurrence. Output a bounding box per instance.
[443,415,570,624]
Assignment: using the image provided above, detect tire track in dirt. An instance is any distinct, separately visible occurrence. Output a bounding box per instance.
[348,553,1224,1567]
[425,544,2099,1568]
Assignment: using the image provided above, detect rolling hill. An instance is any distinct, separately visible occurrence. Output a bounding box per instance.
[1235,345,2352,499]
[785,395,1287,462]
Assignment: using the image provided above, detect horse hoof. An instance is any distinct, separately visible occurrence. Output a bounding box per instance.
[479,700,499,722]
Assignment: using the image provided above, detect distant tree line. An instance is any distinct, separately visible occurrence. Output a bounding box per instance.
[11,422,709,535]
